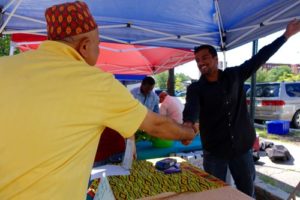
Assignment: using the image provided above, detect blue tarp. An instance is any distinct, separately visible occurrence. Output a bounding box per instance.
[114,74,145,81]
[1,0,299,51]
[114,74,145,85]
[136,135,202,160]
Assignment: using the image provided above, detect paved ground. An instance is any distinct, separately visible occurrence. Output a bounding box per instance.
[255,139,300,198]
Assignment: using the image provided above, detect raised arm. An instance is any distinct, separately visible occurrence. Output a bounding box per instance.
[238,19,300,81]
[284,19,300,39]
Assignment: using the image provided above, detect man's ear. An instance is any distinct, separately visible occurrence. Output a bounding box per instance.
[214,55,218,63]
[76,37,90,59]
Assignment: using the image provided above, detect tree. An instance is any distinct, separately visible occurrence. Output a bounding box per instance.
[278,72,300,82]
[246,65,294,83]
[155,72,168,90]
[175,73,191,91]
[154,72,191,91]
[154,71,191,91]
[0,35,11,56]
[265,65,291,82]
[255,68,269,83]
[0,35,19,56]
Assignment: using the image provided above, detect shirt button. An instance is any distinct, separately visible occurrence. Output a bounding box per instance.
[226,101,229,104]
[228,112,231,116]
[231,135,234,139]
[228,123,231,127]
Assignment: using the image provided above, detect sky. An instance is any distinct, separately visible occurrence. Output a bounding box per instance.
[175,30,300,79]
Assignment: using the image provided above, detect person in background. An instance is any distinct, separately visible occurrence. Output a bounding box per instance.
[0,1,197,200]
[131,76,159,113]
[159,91,184,123]
[183,19,300,197]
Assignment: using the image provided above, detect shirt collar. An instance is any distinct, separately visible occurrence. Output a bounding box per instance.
[200,69,223,84]
[38,40,85,62]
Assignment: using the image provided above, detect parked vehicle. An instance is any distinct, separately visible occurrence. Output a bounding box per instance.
[175,91,186,97]
[246,82,300,128]
[243,83,251,93]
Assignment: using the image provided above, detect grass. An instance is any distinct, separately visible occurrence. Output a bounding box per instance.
[289,131,300,137]
[256,128,281,140]
[255,125,300,144]
[259,175,277,187]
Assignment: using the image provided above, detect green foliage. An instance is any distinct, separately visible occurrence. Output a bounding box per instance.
[256,128,280,140]
[154,72,191,91]
[175,73,190,91]
[0,35,20,56]
[0,35,11,56]
[155,72,168,90]
[265,65,291,82]
[251,65,293,83]
[256,68,269,83]
[278,72,300,82]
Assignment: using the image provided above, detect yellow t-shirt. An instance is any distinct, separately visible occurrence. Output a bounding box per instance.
[0,41,147,200]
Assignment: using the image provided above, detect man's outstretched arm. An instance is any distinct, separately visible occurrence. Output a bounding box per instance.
[139,111,197,145]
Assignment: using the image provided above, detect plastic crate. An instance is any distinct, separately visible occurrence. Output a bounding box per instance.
[266,120,290,135]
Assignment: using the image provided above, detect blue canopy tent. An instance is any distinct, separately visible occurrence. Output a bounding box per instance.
[114,74,145,86]
[0,0,299,51]
[1,0,300,119]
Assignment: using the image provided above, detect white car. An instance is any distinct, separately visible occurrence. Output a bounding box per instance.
[246,82,300,129]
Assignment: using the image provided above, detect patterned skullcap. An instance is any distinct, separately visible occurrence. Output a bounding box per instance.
[45,1,97,40]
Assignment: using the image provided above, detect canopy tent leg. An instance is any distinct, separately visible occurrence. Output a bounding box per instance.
[221,51,227,70]
[2,0,18,13]
[249,40,258,123]
[214,0,227,71]
[167,68,175,96]
[9,41,15,56]
[214,0,226,51]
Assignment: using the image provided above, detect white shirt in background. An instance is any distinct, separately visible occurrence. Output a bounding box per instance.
[160,95,184,123]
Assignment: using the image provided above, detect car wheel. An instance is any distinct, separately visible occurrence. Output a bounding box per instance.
[292,110,300,129]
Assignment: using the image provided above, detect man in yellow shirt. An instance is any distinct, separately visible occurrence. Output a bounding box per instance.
[0,1,197,200]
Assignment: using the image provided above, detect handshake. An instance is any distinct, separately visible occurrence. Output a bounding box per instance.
[181,122,199,145]
[138,111,199,147]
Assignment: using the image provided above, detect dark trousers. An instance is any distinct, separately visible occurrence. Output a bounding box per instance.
[203,149,256,198]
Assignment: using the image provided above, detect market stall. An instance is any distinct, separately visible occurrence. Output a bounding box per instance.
[87,157,252,200]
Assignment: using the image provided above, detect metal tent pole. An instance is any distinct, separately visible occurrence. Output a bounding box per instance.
[0,0,22,34]
[214,0,226,51]
[9,41,15,56]
[167,68,175,96]
[250,40,258,123]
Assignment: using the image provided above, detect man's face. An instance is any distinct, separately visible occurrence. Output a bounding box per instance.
[194,49,218,76]
[141,84,154,95]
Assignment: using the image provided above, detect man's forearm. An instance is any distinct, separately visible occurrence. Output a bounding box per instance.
[139,111,196,141]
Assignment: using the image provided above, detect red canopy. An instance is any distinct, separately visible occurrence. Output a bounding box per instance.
[12,34,194,75]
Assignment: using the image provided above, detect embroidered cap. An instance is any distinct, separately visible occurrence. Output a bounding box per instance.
[45,1,97,40]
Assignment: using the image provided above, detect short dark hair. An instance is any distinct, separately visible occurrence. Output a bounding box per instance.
[142,76,155,86]
[194,45,217,57]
